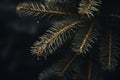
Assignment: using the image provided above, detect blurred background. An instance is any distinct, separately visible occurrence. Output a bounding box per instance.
[0,0,49,80]
[0,0,120,80]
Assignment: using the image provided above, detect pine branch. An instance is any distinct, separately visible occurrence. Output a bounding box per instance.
[15,0,120,79]
[38,54,81,80]
[31,19,81,57]
[58,54,77,77]
[16,2,77,21]
[72,21,98,54]
[99,31,120,71]
[78,0,102,18]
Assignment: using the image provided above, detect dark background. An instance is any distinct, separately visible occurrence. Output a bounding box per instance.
[0,0,120,80]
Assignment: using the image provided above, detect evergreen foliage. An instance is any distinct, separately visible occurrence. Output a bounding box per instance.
[16,0,120,80]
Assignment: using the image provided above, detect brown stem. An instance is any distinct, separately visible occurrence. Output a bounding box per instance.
[58,54,77,77]
[108,32,112,69]
[88,59,92,80]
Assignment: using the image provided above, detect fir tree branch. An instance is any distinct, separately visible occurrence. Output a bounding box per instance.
[38,54,82,80]
[58,54,77,77]
[31,19,81,56]
[78,0,102,18]
[15,0,120,79]
[79,21,94,53]
[72,20,98,54]
[16,2,77,21]
[99,31,120,71]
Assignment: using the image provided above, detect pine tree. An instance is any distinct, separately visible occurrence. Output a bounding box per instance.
[16,0,120,80]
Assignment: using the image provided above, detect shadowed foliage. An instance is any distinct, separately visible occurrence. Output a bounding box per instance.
[16,0,120,80]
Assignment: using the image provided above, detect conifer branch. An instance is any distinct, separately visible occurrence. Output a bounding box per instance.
[39,54,82,80]
[16,2,76,21]
[79,21,94,53]
[31,19,81,56]
[58,54,77,77]
[99,31,120,71]
[79,0,102,18]
[15,0,120,79]
[72,21,98,54]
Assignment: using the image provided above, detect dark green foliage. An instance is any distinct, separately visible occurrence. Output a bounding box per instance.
[38,54,82,80]
[72,20,98,54]
[16,0,120,80]
[39,53,84,80]
[16,2,78,22]
[78,0,102,18]
[99,30,120,71]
